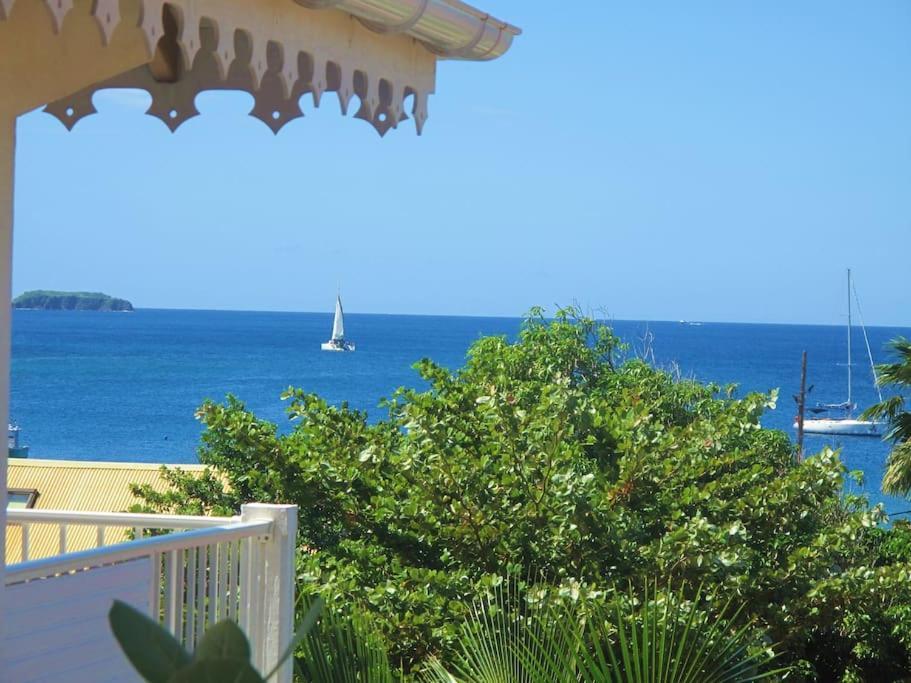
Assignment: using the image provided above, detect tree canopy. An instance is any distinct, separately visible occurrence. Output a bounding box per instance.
[135,309,911,681]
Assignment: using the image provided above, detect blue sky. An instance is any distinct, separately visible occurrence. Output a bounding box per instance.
[11,1,911,325]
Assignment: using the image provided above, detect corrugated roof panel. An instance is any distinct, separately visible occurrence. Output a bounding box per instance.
[7,459,206,563]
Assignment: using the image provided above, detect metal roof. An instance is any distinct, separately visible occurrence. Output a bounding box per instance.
[6,459,206,564]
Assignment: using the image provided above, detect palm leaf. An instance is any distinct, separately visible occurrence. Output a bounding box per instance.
[883,442,911,496]
[296,596,398,683]
[864,337,911,494]
[575,582,785,683]
[422,578,579,683]
[424,579,785,683]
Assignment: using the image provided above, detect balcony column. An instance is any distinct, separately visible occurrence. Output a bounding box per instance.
[241,504,298,683]
[0,108,14,661]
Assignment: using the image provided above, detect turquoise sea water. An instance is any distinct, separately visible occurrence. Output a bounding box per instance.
[10,309,911,516]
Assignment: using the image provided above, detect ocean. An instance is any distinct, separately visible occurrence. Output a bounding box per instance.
[10,309,910,516]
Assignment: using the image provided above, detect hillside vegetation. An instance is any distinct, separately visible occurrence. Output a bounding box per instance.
[13,290,133,311]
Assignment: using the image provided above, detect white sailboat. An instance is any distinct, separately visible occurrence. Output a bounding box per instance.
[796,269,884,437]
[321,294,355,352]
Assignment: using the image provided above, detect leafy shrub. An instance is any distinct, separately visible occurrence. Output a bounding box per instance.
[135,308,911,680]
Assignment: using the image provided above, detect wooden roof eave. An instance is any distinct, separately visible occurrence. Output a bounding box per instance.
[0,0,517,135]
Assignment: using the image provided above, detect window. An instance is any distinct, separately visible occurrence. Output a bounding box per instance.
[7,489,39,509]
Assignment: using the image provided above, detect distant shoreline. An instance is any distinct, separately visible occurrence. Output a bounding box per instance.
[12,290,134,312]
[13,307,134,312]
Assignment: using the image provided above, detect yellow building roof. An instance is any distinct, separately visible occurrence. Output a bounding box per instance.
[6,459,205,564]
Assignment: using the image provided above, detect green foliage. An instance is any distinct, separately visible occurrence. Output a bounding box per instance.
[11,289,133,311]
[297,596,400,682]
[109,597,325,682]
[421,577,579,683]
[863,337,911,496]
[109,600,192,681]
[422,579,783,683]
[575,583,779,683]
[109,601,262,682]
[135,308,911,680]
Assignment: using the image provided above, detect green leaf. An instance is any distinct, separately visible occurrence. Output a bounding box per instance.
[167,659,266,683]
[194,620,252,663]
[109,600,191,683]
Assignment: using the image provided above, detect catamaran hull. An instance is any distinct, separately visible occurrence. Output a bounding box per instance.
[794,419,883,437]
[321,341,355,352]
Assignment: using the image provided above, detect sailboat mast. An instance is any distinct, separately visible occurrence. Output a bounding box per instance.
[847,268,852,409]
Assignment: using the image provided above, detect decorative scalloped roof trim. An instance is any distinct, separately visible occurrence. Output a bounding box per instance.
[2,0,439,136]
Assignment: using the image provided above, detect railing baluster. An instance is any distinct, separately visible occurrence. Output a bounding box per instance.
[21,524,30,562]
[234,540,243,622]
[240,538,251,661]
[226,541,237,621]
[195,544,207,646]
[96,525,105,548]
[162,550,173,630]
[238,537,248,634]
[250,537,265,671]
[149,551,161,620]
[185,546,197,646]
[58,524,67,555]
[164,550,183,636]
[218,541,229,621]
[208,543,219,628]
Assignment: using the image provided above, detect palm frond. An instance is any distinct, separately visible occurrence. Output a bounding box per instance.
[862,395,905,426]
[865,337,911,495]
[424,579,784,683]
[296,596,398,683]
[882,442,911,497]
[876,338,911,387]
[576,582,784,683]
[422,578,579,683]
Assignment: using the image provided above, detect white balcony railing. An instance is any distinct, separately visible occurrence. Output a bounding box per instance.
[4,504,297,683]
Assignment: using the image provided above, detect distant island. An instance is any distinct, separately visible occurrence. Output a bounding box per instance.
[13,290,134,312]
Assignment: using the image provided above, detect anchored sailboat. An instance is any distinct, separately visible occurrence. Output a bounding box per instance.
[321,294,355,352]
[796,269,883,437]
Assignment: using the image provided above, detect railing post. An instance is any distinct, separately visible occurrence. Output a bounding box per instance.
[241,504,297,683]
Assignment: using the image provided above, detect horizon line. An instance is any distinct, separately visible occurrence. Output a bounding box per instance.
[16,305,910,330]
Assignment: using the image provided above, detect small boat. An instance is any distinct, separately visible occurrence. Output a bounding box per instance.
[796,269,884,437]
[8,423,29,458]
[321,294,355,352]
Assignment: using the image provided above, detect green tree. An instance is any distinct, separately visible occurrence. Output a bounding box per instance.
[864,337,911,496]
[135,309,911,680]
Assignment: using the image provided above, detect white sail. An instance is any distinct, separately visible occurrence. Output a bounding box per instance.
[331,295,345,341]
[322,293,355,351]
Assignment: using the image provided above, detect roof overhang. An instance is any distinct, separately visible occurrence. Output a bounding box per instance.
[0,0,520,136]
[295,0,521,62]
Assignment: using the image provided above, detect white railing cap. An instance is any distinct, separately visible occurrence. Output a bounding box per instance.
[7,508,241,529]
